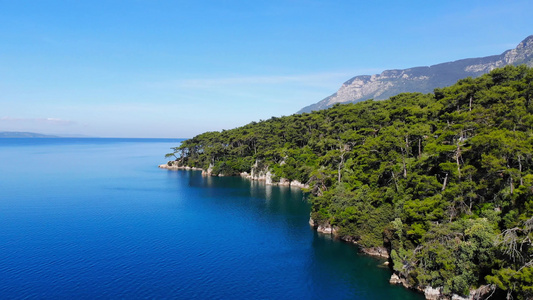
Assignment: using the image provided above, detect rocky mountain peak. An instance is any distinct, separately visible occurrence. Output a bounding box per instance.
[298,35,533,113]
[518,35,533,47]
[503,35,533,65]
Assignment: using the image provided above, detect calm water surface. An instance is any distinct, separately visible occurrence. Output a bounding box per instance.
[0,138,422,299]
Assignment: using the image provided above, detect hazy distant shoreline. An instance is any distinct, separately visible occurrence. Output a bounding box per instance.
[0,131,84,138]
[0,132,186,139]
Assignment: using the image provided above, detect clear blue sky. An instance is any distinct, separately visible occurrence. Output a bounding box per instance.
[1,0,532,138]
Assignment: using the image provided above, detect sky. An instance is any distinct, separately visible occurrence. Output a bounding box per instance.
[1,0,532,138]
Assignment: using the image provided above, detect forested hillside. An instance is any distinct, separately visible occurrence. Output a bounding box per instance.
[167,65,533,299]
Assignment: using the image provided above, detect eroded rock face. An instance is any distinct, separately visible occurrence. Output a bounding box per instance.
[360,246,389,258]
[308,217,390,259]
[278,178,291,186]
[389,273,402,284]
[424,286,443,300]
[317,224,333,234]
[290,180,308,188]
[239,160,310,188]
[158,161,202,171]
[299,35,533,113]
[201,163,214,176]
[389,276,495,300]
[389,273,411,289]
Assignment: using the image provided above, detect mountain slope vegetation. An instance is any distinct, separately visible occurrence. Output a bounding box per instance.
[168,65,533,299]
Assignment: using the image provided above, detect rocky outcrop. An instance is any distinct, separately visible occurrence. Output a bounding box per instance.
[158,160,202,171]
[278,178,291,186]
[360,246,389,258]
[202,163,214,176]
[160,160,310,188]
[240,171,310,188]
[389,273,408,286]
[238,160,268,181]
[240,160,310,188]
[424,286,443,300]
[389,272,496,300]
[309,218,336,234]
[289,180,308,188]
[298,35,533,113]
[317,223,336,235]
[308,217,388,258]
[309,215,498,299]
[240,160,273,183]
[240,170,271,182]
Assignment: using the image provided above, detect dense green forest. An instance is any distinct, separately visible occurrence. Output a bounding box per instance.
[167,66,533,299]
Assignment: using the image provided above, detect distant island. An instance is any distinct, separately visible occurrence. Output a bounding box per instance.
[0,132,60,138]
[0,132,93,138]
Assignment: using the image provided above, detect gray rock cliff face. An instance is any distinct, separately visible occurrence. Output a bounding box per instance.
[298,35,533,113]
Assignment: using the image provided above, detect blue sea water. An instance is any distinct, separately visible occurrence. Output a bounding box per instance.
[0,138,422,299]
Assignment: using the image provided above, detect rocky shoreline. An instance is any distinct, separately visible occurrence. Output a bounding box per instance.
[308,218,389,259]
[160,160,493,300]
[308,217,495,300]
[159,160,309,188]
[158,163,203,171]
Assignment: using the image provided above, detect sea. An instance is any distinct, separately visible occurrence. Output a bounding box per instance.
[0,138,423,299]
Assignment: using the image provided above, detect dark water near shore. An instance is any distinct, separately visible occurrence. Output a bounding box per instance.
[0,138,422,299]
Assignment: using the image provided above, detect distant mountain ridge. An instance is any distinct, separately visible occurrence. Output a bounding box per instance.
[0,132,59,138]
[298,35,533,113]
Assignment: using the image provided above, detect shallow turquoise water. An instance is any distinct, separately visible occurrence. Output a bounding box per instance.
[0,138,422,299]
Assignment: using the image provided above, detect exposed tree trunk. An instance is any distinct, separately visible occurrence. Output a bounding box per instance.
[337,144,350,184]
[338,154,344,184]
[455,137,462,179]
[456,148,461,178]
[392,170,399,192]
[418,138,422,159]
[519,155,523,186]
[449,204,456,222]
[399,135,409,178]
[469,96,473,111]
[401,151,407,178]
[442,173,448,191]
[405,135,410,158]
